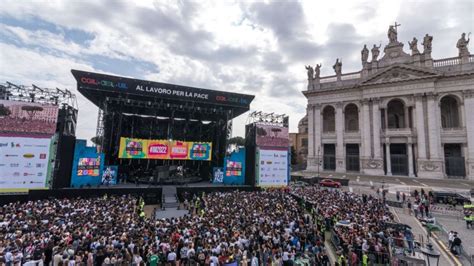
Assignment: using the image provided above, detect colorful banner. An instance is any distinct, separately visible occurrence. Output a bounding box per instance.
[118,137,212,161]
[0,136,52,192]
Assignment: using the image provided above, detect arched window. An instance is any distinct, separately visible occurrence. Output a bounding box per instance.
[440,96,460,128]
[344,104,359,132]
[322,106,335,132]
[387,99,405,129]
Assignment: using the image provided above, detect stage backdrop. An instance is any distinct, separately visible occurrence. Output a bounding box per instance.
[70,139,105,187]
[0,100,59,192]
[118,137,212,160]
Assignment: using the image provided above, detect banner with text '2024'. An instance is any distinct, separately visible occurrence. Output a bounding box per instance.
[118,137,212,161]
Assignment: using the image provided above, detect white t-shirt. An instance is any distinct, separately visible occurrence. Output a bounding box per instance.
[167,251,177,261]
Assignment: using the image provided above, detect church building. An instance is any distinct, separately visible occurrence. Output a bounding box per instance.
[303,25,474,179]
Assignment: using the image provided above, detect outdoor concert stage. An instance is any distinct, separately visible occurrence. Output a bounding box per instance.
[72,70,254,183]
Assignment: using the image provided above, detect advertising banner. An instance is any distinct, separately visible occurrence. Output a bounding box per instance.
[255,124,289,148]
[256,148,289,187]
[0,99,58,137]
[0,136,52,191]
[118,137,212,161]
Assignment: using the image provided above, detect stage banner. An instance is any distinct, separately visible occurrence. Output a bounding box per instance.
[119,137,148,159]
[0,136,52,192]
[147,140,170,159]
[169,140,190,159]
[189,142,212,161]
[119,137,212,161]
[255,124,289,148]
[102,165,118,185]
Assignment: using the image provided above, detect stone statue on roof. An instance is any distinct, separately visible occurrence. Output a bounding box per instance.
[314,63,322,79]
[457,32,470,57]
[361,45,369,65]
[305,65,314,80]
[333,59,342,76]
[387,22,401,44]
[371,44,381,61]
[422,34,433,55]
[408,37,420,55]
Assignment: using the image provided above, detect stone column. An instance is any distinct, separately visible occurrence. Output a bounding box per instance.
[373,99,382,158]
[384,108,389,129]
[364,98,385,175]
[361,100,371,158]
[464,90,474,180]
[385,139,392,176]
[420,92,444,178]
[404,106,410,128]
[427,93,442,159]
[415,94,427,159]
[335,102,345,172]
[314,104,322,170]
[306,104,316,170]
[407,140,415,177]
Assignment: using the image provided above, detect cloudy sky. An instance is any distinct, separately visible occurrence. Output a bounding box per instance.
[0,0,472,141]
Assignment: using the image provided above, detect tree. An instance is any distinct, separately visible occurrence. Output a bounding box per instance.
[0,104,11,117]
[290,146,297,165]
[228,136,245,146]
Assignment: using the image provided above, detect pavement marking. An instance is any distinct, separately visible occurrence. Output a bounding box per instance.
[400,181,406,185]
[460,182,470,187]
[413,180,428,187]
[390,207,401,223]
[432,234,463,266]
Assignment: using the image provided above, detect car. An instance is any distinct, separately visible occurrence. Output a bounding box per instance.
[319,179,341,188]
[432,191,471,205]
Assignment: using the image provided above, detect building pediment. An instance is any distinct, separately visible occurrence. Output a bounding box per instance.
[358,64,440,86]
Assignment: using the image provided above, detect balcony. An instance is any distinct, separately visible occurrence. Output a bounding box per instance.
[441,127,467,143]
[381,127,414,137]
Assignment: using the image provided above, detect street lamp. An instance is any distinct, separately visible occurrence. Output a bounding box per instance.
[420,242,440,266]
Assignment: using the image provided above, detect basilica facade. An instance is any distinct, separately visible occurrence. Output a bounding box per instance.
[303,26,474,180]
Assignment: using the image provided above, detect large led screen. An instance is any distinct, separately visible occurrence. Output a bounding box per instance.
[255,124,289,148]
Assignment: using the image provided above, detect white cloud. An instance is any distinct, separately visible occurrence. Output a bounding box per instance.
[0,0,473,142]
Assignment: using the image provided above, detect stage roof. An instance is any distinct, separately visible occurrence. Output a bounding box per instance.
[71,70,254,119]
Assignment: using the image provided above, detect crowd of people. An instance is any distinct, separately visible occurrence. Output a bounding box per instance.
[0,190,331,265]
[291,187,399,265]
[1,185,441,265]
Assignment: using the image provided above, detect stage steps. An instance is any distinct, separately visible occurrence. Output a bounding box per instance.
[162,186,179,210]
